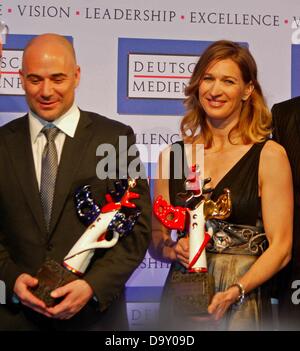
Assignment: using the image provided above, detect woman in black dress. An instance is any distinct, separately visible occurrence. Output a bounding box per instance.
[151,40,293,330]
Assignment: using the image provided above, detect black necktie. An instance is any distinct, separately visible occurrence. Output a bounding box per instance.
[40,126,60,230]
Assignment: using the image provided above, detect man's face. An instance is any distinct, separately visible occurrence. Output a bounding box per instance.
[19,44,80,121]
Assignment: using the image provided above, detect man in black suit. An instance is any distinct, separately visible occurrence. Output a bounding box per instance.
[272,97,300,330]
[0,33,151,330]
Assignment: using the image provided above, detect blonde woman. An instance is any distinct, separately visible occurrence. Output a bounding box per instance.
[151,40,293,330]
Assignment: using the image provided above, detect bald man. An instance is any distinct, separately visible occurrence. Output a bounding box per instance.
[0,34,151,330]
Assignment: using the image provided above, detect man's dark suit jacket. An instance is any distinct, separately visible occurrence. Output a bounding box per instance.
[272,97,300,329]
[0,110,151,330]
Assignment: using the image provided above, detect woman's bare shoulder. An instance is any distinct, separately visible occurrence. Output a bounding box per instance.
[259,140,290,178]
[261,140,288,160]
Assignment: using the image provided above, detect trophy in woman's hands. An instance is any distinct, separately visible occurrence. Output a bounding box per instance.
[30,179,141,307]
[153,165,231,316]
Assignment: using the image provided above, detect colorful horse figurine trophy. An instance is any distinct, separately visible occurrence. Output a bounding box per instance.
[31,179,141,307]
[153,165,232,316]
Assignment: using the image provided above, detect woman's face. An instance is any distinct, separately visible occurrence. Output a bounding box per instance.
[198,58,252,123]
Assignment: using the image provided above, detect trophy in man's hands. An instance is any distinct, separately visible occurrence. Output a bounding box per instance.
[30,179,141,307]
[153,165,231,316]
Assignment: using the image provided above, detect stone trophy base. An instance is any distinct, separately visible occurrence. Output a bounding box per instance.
[30,258,78,307]
[170,270,215,316]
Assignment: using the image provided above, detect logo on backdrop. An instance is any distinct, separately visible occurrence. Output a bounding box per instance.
[117,38,215,116]
[136,132,180,145]
[0,49,23,95]
[118,38,248,116]
[127,303,160,331]
[127,53,197,100]
[291,44,300,98]
[0,34,35,113]
[125,250,171,289]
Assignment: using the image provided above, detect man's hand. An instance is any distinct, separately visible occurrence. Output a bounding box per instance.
[13,273,52,317]
[46,279,94,320]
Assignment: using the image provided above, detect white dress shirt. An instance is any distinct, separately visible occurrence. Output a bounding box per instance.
[29,104,80,189]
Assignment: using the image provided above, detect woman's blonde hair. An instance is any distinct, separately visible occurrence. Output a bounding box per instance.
[181,40,271,147]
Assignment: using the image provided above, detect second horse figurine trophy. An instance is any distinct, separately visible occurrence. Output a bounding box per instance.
[153,165,231,316]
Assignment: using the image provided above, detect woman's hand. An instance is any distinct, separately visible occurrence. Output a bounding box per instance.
[207,285,240,320]
[174,237,190,268]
